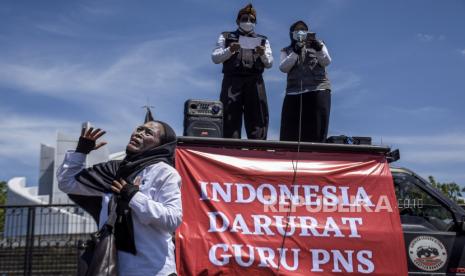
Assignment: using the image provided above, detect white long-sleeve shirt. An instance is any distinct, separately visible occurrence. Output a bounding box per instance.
[279,43,331,73]
[211,33,273,68]
[57,151,182,276]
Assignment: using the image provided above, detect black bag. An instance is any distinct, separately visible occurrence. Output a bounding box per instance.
[77,197,118,276]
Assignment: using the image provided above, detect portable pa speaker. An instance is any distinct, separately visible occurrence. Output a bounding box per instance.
[183,99,223,137]
[326,135,372,145]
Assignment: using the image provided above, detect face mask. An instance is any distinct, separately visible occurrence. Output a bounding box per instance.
[292,30,308,42]
[240,22,255,33]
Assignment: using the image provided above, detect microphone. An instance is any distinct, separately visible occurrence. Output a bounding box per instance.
[300,43,306,63]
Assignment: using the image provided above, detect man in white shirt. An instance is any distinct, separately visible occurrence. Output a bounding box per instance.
[279,20,332,142]
[212,3,273,140]
[57,117,182,276]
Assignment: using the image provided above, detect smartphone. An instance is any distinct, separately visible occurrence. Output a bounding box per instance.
[306,32,316,41]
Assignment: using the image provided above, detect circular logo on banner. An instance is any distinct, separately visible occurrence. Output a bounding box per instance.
[409,236,447,271]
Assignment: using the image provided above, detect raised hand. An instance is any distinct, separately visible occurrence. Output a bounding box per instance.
[310,40,323,51]
[229,42,241,53]
[255,45,265,56]
[75,126,107,154]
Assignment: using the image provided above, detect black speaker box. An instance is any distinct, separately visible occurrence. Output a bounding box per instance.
[183,99,223,137]
[352,136,372,145]
[326,135,372,145]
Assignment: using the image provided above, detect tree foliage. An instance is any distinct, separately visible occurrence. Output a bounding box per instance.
[0,180,6,234]
[0,181,6,205]
[428,176,464,204]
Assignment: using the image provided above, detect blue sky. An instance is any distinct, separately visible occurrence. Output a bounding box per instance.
[1,0,464,187]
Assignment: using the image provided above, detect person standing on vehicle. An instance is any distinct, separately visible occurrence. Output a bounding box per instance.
[279,20,332,142]
[57,113,182,276]
[212,3,273,140]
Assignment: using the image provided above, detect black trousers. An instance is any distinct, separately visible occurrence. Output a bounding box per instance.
[220,75,269,139]
[280,90,331,143]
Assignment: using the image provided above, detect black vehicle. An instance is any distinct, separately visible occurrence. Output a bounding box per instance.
[393,167,465,275]
[178,137,465,275]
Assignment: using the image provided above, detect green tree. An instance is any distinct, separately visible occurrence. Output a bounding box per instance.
[428,176,464,204]
[0,181,6,204]
[0,180,6,234]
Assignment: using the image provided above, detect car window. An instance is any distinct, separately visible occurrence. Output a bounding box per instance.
[393,172,456,232]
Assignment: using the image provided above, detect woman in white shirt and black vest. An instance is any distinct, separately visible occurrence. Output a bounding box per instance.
[212,4,273,140]
[279,20,332,143]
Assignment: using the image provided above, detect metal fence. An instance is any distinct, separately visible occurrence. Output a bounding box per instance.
[0,205,97,276]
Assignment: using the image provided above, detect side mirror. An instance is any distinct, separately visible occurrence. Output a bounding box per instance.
[457,217,465,233]
[387,149,400,163]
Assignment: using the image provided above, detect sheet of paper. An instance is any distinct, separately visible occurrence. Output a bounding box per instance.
[239,36,262,50]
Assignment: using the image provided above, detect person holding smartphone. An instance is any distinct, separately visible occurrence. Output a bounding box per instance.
[279,20,332,142]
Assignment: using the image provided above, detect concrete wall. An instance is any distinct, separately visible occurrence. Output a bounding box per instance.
[38,144,55,199]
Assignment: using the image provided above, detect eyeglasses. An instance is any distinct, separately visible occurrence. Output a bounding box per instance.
[239,15,256,23]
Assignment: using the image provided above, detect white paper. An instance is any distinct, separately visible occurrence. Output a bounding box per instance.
[239,36,262,50]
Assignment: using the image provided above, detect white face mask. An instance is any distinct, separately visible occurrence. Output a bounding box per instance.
[239,22,255,33]
[292,30,308,42]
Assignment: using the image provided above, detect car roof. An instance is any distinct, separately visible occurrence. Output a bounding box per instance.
[390,167,414,175]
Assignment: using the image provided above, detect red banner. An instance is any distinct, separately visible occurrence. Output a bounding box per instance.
[175,146,407,275]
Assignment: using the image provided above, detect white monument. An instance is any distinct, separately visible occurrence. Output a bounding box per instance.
[4,123,117,236]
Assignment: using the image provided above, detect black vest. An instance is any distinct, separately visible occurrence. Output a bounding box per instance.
[284,46,331,94]
[222,30,267,76]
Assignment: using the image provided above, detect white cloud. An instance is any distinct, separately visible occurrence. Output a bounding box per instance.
[376,132,465,185]
[0,29,227,178]
[416,33,446,43]
[0,111,142,186]
[267,127,280,141]
[79,3,117,16]
[331,70,361,92]
[0,107,144,173]
[416,33,434,42]
[414,170,465,186]
[399,148,465,164]
[381,133,465,147]
[0,31,221,132]
[460,49,465,56]
[35,23,79,38]
[377,133,465,165]
[264,70,286,84]
[387,105,447,117]
[329,70,365,110]
[0,35,216,103]
[0,113,76,166]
